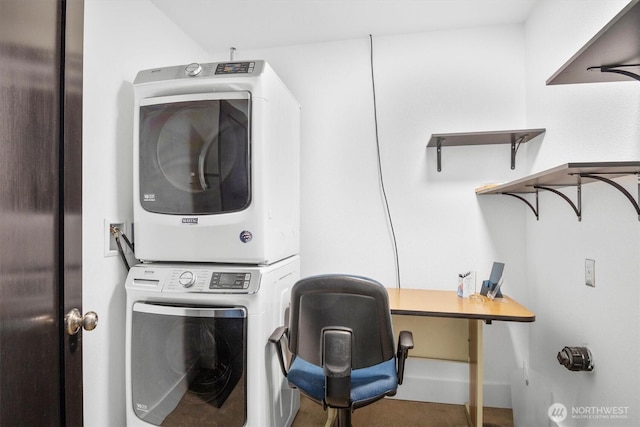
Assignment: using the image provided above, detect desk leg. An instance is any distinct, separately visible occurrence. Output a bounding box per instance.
[465,319,483,427]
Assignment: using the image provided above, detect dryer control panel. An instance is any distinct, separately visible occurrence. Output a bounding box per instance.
[134,60,266,84]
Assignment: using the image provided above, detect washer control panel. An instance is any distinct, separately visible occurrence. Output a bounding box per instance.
[158,267,259,294]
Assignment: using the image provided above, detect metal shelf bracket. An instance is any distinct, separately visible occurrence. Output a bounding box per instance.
[436,137,443,172]
[534,181,583,221]
[580,173,640,220]
[510,134,527,170]
[503,191,539,220]
[586,64,640,82]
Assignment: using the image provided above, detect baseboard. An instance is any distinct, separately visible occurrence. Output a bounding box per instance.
[391,358,512,409]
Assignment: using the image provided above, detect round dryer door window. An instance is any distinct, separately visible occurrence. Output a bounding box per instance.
[138,92,251,215]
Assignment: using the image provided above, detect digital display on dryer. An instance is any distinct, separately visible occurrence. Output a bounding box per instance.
[215,62,255,74]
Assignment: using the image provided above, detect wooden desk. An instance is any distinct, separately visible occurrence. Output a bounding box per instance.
[387,289,535,427]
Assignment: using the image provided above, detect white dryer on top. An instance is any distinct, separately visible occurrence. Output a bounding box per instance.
[133,60,300,264]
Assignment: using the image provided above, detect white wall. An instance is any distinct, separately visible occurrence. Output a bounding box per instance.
[238,26,530,290]
[520,0,640,425]
[83,1,208,425]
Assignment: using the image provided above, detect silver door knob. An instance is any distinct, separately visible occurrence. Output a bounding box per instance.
[64,308,98,336]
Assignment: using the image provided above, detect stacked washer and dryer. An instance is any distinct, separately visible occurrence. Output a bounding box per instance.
[124,61,301,427]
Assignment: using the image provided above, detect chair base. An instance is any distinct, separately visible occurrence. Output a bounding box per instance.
[324,408,336,427]
[325,407,351,427]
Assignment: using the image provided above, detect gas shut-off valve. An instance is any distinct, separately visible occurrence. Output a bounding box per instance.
[557,346,594,372]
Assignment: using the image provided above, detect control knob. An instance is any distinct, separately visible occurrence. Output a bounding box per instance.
[179,271,196,288]
[185,62,202,76]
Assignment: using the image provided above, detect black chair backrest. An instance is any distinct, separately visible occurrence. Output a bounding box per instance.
[288,275,395,370]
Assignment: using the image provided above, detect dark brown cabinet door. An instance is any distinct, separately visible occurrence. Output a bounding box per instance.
[0,0,83,425]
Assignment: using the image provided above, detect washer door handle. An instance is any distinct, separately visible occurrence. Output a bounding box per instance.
[64,308,98,336]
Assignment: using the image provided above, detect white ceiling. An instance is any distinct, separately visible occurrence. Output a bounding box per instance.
[151,0,538,53]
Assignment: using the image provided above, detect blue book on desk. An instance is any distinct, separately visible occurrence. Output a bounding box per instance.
[480,262,504,298]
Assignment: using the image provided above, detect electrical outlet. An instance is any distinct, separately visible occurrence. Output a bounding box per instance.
[104,219,127,257]
[585,258,595,287]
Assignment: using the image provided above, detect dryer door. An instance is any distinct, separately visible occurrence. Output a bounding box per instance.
[138,92,250,215]
[131,303,247,427]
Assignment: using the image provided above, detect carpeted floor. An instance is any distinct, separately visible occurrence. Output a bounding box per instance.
[292,395,514,427]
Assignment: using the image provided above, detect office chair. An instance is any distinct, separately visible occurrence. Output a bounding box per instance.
[269,274,414,427]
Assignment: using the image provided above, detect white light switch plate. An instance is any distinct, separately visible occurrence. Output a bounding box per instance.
[585,259,595,287]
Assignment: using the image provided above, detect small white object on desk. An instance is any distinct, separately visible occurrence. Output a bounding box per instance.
[457,271,475,298]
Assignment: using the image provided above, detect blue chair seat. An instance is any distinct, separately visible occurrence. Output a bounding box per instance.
[287,356,398,405]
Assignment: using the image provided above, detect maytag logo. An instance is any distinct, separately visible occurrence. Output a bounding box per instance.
[182,218,198,224]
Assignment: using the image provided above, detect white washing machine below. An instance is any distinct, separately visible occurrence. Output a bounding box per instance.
[124,256,300,427]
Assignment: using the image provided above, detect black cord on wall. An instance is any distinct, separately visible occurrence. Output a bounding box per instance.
[111,226,136,271]
[369,34,401,289]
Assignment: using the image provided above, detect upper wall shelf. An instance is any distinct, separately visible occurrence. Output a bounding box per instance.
[475,162,640,221]
[547,0,640,85]
[427,129,546,172]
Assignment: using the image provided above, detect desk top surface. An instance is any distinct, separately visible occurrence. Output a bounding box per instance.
[386,288,535,322]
